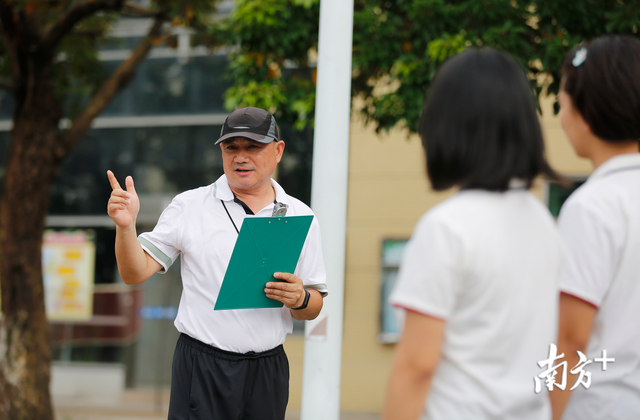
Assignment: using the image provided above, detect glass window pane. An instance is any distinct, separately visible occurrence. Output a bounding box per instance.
[380,239,408,343]
[547,180,585,218]
[49,125,224,215]
[274,125,314,206]
[102,55,232,116]
[0,90,13,119]
[382,240,407,267]
[99,36,146,51]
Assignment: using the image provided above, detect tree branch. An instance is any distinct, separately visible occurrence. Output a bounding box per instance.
[122,2,159,18]
[57,17,165,158]
[42,0,125,52]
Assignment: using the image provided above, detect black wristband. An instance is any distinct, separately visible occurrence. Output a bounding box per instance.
[292,289,310,310]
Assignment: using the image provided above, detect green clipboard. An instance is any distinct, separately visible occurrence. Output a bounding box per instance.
[214,215,314,310]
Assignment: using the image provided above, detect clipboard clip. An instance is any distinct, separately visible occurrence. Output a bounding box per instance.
[272,202,288,217]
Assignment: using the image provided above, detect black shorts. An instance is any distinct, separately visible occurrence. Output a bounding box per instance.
[168,333,290,420]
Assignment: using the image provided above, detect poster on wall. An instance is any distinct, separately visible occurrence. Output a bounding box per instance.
[42,230,95,321]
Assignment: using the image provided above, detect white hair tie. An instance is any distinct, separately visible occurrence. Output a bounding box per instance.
[572,47,588,67]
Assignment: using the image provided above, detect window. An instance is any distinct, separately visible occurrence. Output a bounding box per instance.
[379,239,408,343]
[48,125,224,215]
[546,178,586,218]
[100,55,232,117]
[0,89,11,120]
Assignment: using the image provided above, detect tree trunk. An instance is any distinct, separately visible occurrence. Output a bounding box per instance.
[0,63,62,420]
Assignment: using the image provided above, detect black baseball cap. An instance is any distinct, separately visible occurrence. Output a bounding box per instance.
[215,107,280,145]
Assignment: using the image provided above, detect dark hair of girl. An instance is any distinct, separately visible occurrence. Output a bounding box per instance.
[561,35,640,143]
[421,48,560,191]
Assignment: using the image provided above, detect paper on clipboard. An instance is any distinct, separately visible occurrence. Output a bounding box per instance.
[214,215,313,310]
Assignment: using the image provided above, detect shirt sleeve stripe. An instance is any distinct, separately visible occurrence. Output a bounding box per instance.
[304,283,328,297]
[139,237,173,269]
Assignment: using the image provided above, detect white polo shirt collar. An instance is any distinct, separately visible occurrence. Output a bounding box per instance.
[588,153,640,182]
[212,174,292,211]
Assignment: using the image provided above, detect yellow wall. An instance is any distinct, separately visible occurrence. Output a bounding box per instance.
[540,95,592,177]
[284,337,305,409]
[285,94,593,414]
[341,116,455,412]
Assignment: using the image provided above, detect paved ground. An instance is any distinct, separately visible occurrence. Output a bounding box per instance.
[54,388,381,420]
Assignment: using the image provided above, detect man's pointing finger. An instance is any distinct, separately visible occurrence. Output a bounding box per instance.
[107,170,122,191]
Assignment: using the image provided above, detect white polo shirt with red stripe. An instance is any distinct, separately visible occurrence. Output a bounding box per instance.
[138,174,327,353]
[390,188,563,420]
[558,153,640,420]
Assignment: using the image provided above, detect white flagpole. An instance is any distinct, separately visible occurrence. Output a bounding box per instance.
[300,0,354,419]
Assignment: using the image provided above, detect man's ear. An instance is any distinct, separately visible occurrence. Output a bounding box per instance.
[275,141,285,163]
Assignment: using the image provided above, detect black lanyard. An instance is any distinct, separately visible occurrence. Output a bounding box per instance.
[220,197,277,234]
[221,200,241,234]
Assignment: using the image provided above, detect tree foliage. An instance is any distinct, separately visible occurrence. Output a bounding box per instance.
[217,0,640,134]
[213,0,320,130]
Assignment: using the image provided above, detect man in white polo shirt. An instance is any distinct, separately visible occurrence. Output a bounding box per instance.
[106,107,327,420]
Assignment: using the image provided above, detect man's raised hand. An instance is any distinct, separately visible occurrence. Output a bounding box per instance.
[107,170,140,229]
